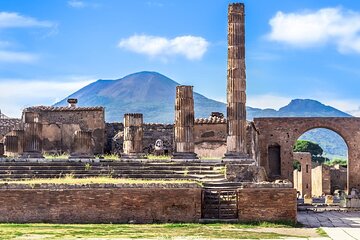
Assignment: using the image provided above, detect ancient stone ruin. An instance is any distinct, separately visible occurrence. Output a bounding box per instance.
[0,2,357,224]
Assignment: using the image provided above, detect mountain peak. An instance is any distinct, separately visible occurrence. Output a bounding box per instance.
[54,72,352,122]
[278,99,351,117]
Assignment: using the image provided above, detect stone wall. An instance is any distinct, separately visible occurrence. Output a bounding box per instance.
[22,106,105,155]
[311,165,331,197]
[330,165,347,193]
[106,120,259,159]
[194,120,226,158]
[106,123,174,155]
[237,187,297,222]
[293,152,312,197]
[0,184,201,223]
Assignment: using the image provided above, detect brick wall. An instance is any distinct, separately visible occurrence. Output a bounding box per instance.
[0,185,201,223]
[237,188,297,222]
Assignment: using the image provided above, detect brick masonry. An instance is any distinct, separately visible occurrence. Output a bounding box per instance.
[237,188,297,222]
[0,185,201,223]
[254,117,360,192]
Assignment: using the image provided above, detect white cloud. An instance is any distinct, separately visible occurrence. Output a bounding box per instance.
[267,7,360,53]
[0,77,95,117]
[0,50,38,63]
[0,12,56,63]
[118,34,209,60]
[0,12,54,28]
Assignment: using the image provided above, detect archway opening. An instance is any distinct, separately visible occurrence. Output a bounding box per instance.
[293,128,348,198]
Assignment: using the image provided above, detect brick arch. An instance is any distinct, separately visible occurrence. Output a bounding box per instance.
[292,123,351,150]
[254,117,360,193]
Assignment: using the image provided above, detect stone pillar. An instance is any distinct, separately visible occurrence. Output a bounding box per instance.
[70,130,94,159]
[224,3,249,160]
[5,130,24,157]
[122,113,146,159]
[4,136,18,157]
[172,85,198,159]
[0,142,4,157]
[21,112,43,158]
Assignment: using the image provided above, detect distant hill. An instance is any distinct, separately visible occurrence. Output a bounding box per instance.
[55,71,225,123]
[55,71,351,159]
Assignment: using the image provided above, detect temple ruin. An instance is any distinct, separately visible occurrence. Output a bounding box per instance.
[0,2,357,224]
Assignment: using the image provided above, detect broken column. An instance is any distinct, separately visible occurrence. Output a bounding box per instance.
[70,130,94,158]
[4,130,24,157]
[172,85,198,159]
[20,112,43,158]
[224,3,249,160]
[122,113,146,159]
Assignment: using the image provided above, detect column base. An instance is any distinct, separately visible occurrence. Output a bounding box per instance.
[223,152,254,163]
[172,152,198,159]
[20,152,44,158]
[121,153,147,159]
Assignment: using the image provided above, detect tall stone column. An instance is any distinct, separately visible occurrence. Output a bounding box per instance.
[21,112,44,158]
[172,85,198,159]
[70,130,94,159]
[224,3,249,159]
[122,113,146,159]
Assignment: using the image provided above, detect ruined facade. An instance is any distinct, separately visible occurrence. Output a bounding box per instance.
[20,105,105,155]
[254,117,359,192]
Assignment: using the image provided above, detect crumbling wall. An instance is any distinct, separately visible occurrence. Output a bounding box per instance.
[22,107,105,155]
[330,165,347,193]
[0,118,20,140]
[106,120,258,159]
[106,123,174,155]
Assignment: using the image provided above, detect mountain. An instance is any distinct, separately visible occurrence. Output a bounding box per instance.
[54,71,226,123]
[55,71,351,159]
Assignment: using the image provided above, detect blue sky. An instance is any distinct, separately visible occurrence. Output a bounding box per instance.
[1,0,360,117]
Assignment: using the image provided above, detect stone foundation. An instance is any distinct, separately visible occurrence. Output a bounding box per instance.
[226,163,267,182]
[237,187,297,223]
[0,184,201,223]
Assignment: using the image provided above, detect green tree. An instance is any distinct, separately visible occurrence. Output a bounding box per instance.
[293,140,328,164]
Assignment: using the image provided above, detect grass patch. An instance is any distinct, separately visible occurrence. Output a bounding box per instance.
[0,223,299,239]
[43,153,69,159]
[146,154,171,160]
[316,227,329,237]
[98,154,119,160]
[0,176,199,186]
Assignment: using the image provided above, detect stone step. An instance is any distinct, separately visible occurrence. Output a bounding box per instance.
[0,161,225,167]
[0,169,220,175]
[0,173,208,179]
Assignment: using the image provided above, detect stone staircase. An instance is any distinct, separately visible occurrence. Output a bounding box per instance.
[0,160,226,181]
